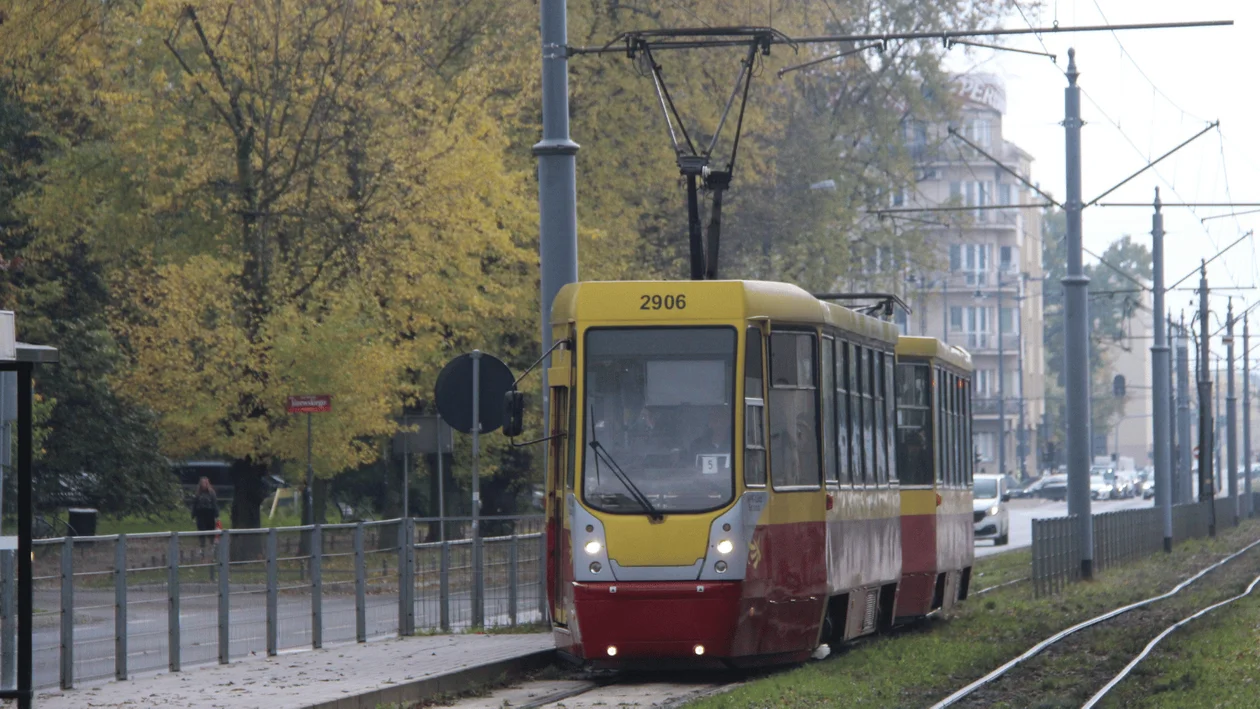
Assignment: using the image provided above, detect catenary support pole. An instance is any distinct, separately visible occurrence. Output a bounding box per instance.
[998,282,1006,477]
[1226,300,1239,525]
[535,0,577,630]
[1063,48,1094,578]
[1245,315,1253,516]
[16,364,31,709]
[1198,262,1216,536]
[305,412,313,526]
[535,0,579,445]
[1151,189,1173,551]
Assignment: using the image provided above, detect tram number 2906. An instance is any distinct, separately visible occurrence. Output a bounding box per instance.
[639,294,687,310]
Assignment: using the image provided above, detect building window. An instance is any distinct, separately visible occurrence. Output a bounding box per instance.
[1000,245,1015,273]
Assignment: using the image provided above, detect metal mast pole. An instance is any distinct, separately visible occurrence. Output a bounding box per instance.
[1226,300,1238,525]
[1177,315,1193,503]
[1150,189,1173,551]
[1063,48,1094,577]
[1198,262,1216,536]
[535,0,579,436]
[1245,315,1253,516]
[1216,361,1223,496]
[998,282,1006,477]
[1018,287,1029,483]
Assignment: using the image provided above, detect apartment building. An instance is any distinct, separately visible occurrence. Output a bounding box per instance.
[879,73,1048,481]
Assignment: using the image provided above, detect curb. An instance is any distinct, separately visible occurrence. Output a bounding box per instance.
[304,648,556,709]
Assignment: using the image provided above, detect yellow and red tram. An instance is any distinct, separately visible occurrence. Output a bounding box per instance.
[541,279,972,667]
[893,337,975,619]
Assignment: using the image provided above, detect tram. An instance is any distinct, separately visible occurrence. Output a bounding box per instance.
[541,279,939,667]
[892,337,975,620]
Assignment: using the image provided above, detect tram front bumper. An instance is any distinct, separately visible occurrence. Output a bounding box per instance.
[572,580,741,661]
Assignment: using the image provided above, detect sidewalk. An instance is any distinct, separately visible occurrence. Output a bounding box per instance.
[31,632,553,709]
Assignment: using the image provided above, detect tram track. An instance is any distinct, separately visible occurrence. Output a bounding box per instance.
[930,535,1260,708]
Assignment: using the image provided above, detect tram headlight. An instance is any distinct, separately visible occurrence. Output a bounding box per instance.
[716,539,735,555]
[607,645,618,657]
[693,644,705,655]
[986,506,1000,517]
[590,561,602,574]
[715,561,728,573]
[584,540,602,555]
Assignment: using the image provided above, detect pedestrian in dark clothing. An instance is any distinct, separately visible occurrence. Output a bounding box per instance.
[192,477,219,549]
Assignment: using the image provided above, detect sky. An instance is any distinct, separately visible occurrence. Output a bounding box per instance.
[949,0,1260,358]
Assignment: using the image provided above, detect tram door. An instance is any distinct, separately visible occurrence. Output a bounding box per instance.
[547,355,574,626]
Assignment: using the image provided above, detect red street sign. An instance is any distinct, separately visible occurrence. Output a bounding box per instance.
[287,394,332,414]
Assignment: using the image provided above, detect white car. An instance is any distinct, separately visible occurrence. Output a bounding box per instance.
[1090,474,1114,500]
[973,474,1010,546]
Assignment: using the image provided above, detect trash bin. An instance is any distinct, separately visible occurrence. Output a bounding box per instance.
[67,508,97,537]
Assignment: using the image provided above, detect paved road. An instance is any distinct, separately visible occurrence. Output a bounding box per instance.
[974,496,1153,558]
[32,585,543,689]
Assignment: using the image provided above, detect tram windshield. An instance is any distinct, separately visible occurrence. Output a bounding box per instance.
[582,327,737,514]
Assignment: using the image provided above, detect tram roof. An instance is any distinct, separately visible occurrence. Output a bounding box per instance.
[552,280,898,344]
[896,336,973,371]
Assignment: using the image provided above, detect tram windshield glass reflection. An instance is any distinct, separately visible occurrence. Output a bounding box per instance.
[583,327,737,514]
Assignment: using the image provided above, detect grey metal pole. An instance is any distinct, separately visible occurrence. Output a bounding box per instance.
[943,280,949,343]
[305,412,313,526]
[1,550,14,689]
[1245,315,1253,516]
[310,524,322,649]
[114,534,127,680]
[1216,361,1223,498]
[998,282,1006,477]
[1226,300,1239,525]
[59,535,72,689]
[14,364,30,709]
[167,532,180,672]
[1178,315,1193,503]
[266,528,278,656]
[1017,280,1028,482]
[438,422,446,544]
[535,0,579,445]
[471,351,484,627]
[1150,189,1173,551]
[402,424,409,520]
[1063,48,1094,578]
[1198,262,1216,536]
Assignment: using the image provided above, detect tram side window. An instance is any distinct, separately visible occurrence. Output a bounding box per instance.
[941,372,951,487]
[821,338,837,483]
[849,343,863,486]
[873,351,887,485]
[934,368,944,485]
[885,355,898,483]
[856,347,873,485]
[896,363,933,485]
[744,328,767,487]
[769,332,821,489]
[955,376,964,485]
[835,342,852,485]
[962,376,974,483]
[949,373,959,487]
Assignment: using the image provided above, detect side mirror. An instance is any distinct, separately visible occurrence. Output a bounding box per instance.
[1001,494,1011,503]
[502,390,525,438]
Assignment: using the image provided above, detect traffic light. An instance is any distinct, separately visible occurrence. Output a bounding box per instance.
[1113,374,1126,397]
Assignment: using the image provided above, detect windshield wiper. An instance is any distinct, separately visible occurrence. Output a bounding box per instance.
[589,407,664,521]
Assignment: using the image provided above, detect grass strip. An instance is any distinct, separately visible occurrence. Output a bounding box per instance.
[1094,566,1260,708]
[687,518,1260,709]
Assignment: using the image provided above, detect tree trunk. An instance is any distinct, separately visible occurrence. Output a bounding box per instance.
[229,458,266,559]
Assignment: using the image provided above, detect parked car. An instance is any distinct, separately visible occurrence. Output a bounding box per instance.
[1009,477,1042,499]
[1090,474,1115,500]
[973,474,1010,546]
[1036,474,1069,501]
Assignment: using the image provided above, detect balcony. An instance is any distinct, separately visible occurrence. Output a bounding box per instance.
[953,332,1021,354]
[972,397,1017,418]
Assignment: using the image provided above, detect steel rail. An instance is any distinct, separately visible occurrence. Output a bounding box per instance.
[929,535,1260,708]
[1082,572,1260,708]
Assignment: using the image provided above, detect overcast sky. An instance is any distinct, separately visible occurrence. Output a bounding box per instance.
[948,0,1257,352]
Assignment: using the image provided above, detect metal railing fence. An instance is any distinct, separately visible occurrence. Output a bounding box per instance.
[0,514,545,691]
[1031,494,1260,598]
